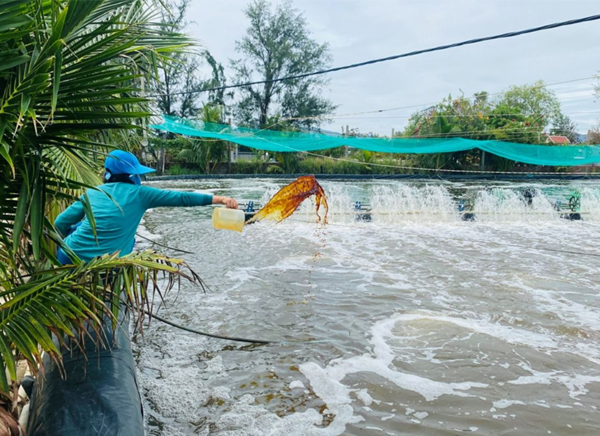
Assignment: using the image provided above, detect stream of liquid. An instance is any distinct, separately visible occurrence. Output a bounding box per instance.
[246,175,328,224]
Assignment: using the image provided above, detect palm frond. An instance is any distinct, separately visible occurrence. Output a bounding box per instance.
[0,0,200,406]
[0,251,203,395]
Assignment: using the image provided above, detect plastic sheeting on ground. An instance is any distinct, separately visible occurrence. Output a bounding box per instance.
[27,308,143,436]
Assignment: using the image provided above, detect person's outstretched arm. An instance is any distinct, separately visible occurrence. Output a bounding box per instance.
[141,186,238,209]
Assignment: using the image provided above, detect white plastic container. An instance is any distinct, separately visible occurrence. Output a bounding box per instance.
[212,207,245,232]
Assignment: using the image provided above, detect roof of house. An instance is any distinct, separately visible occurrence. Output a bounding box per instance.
[547,135,571,145]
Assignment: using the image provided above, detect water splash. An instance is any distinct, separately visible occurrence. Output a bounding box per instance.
[285,183,597,224]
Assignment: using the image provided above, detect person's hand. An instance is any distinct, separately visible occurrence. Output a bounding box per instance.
[213,195,239,209]
[223,197,238,209]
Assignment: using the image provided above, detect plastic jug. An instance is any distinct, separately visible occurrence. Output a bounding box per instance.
[212,207,245,232]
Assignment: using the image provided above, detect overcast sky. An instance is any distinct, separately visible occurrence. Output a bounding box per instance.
[187,0,600,136]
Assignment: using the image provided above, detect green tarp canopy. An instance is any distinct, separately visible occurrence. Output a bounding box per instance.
[151,115,600,167]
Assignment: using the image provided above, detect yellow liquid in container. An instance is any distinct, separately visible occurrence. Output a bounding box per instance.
[212,207,245,232]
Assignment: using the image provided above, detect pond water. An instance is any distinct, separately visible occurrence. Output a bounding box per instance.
[133,178,600,436]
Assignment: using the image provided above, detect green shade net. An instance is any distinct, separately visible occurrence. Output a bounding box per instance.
[152,115,600,166]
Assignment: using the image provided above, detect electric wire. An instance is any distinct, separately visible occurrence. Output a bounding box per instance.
[277,76,599,122]
[148,14,600,98]
[327,110,600,121]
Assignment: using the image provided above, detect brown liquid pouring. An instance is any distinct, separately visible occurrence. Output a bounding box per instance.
[245,175,328,224]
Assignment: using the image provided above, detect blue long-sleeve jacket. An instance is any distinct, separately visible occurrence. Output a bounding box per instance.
[55,183,213,262]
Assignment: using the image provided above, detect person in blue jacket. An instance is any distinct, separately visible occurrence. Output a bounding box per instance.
[55,150,238,264]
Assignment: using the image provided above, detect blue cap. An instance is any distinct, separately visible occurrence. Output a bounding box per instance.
[104,150,155,175]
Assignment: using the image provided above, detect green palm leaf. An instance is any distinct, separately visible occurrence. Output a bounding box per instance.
[0,251,203,395]
[0,0,199,405]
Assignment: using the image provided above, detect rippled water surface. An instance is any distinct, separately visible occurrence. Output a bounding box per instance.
[133,178,600,436]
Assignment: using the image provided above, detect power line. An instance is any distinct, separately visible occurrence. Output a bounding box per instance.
[163,77,593,137]
[215,76,595,135]
[326,111,600,121]
[283,76,598,121]
[322,114,595,123]
[149,15,600,98]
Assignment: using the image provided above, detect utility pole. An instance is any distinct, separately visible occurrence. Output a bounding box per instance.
[345,125,350,155]
[227,117,232,173]
[481,150,486,171]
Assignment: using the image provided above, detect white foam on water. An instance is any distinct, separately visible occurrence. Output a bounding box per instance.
[294,314,490,432]
[207,309,499,435]
[355,389,375,406]
[294,310,594,432]
[579,187,600,222]
[289,380,305,389]
[212,394,343,436]
[224,267,263,290]
[390,313,558,349]
[138,354,211,422]
[149,424,197,436]
[369,185,458,224]
[472,188,559,223]
[205,355,225,373]
[508,369,600,400]
[493,399,526,409]
[527,287,600,332]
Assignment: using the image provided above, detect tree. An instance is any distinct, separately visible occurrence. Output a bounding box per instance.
[592,77,600,144]
[550,113,579,144]
[587,121,600,144]
[154,1,202,117]
[177,105,228,173]
[152,0,228,173]
[402,94,492,170]
[0,0,199,424]
[231,0,335,130]
[496,80,561,134]
[401,82,567,171]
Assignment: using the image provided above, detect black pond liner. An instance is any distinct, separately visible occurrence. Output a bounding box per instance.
[27,307,143,436]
